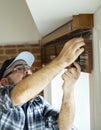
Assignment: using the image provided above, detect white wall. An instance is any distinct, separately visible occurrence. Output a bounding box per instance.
[0,0,40,45]
[74,73,90,130]
[90,5,101,130]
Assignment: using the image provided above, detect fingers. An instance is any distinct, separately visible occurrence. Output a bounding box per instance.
[73,62,81,73]
[64,62,81,79]
[68,62,81,72]
[58,37,85,68]
[76,47,85,56]
[68,37,85,52]
[66,37,85,57]
[62,70,71,80]
[73,39,85,52]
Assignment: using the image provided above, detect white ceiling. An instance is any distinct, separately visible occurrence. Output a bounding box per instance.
[0,0,41,45]
[0,0,101,45]
[26,0,101,37]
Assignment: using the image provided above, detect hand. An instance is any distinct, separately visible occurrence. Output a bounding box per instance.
[62,62,81,92]
[57,38,85,68]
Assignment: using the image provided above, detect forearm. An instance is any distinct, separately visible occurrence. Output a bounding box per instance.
[58,91,75,130]
[11,38,84,106]
[11,58,64,106]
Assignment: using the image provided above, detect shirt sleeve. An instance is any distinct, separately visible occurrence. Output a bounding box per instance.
[71,126,79,130]
[0,85,14,110]
[37,96,79,130]
[38,96,59,130]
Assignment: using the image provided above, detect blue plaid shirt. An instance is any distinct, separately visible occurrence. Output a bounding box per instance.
[0,85,78,130]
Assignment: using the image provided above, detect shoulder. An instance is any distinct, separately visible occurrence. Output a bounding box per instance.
[0,85,14,108]
[0,85,7,96]
[0,85,13,95]
[31,95,52,109]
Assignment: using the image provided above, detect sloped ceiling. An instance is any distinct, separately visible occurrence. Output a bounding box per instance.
[0,0,41,45]
[26,0,101,37]
[0,0,101,45]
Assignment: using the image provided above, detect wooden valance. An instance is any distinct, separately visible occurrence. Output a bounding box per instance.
[41,14,93,73]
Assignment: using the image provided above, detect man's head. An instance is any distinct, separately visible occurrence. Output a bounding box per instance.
[0,51,35,86]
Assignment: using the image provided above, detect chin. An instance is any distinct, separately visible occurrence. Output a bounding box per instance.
[23,74,30,79]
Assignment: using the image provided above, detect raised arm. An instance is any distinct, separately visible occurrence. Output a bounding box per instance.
[58,62,81,130]
[10,38,85,106]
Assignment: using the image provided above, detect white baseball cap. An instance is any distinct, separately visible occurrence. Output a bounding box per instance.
[0,51,35,79]
[9,51,35,67]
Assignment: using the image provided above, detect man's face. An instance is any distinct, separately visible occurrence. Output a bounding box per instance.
[3,60,33,85]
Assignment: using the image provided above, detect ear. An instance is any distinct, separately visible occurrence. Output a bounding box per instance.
[1,78,9,87]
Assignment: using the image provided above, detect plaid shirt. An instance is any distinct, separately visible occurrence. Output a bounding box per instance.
[0,85,78,130]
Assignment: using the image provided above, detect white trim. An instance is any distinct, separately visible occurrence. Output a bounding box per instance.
[90,27,101,130]
[44,83,52,104]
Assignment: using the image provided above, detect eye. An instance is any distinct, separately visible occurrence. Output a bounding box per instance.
[18,67,23,71]
[14,67,23,72]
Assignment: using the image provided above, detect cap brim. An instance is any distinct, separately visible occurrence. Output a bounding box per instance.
[9,51,35,67]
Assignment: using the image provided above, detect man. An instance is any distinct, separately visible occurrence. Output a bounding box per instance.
[0,38,85,130]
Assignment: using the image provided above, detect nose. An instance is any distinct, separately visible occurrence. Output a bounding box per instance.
[25,69,28,74]
[23,66,32,75]
[23,68,28,76]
